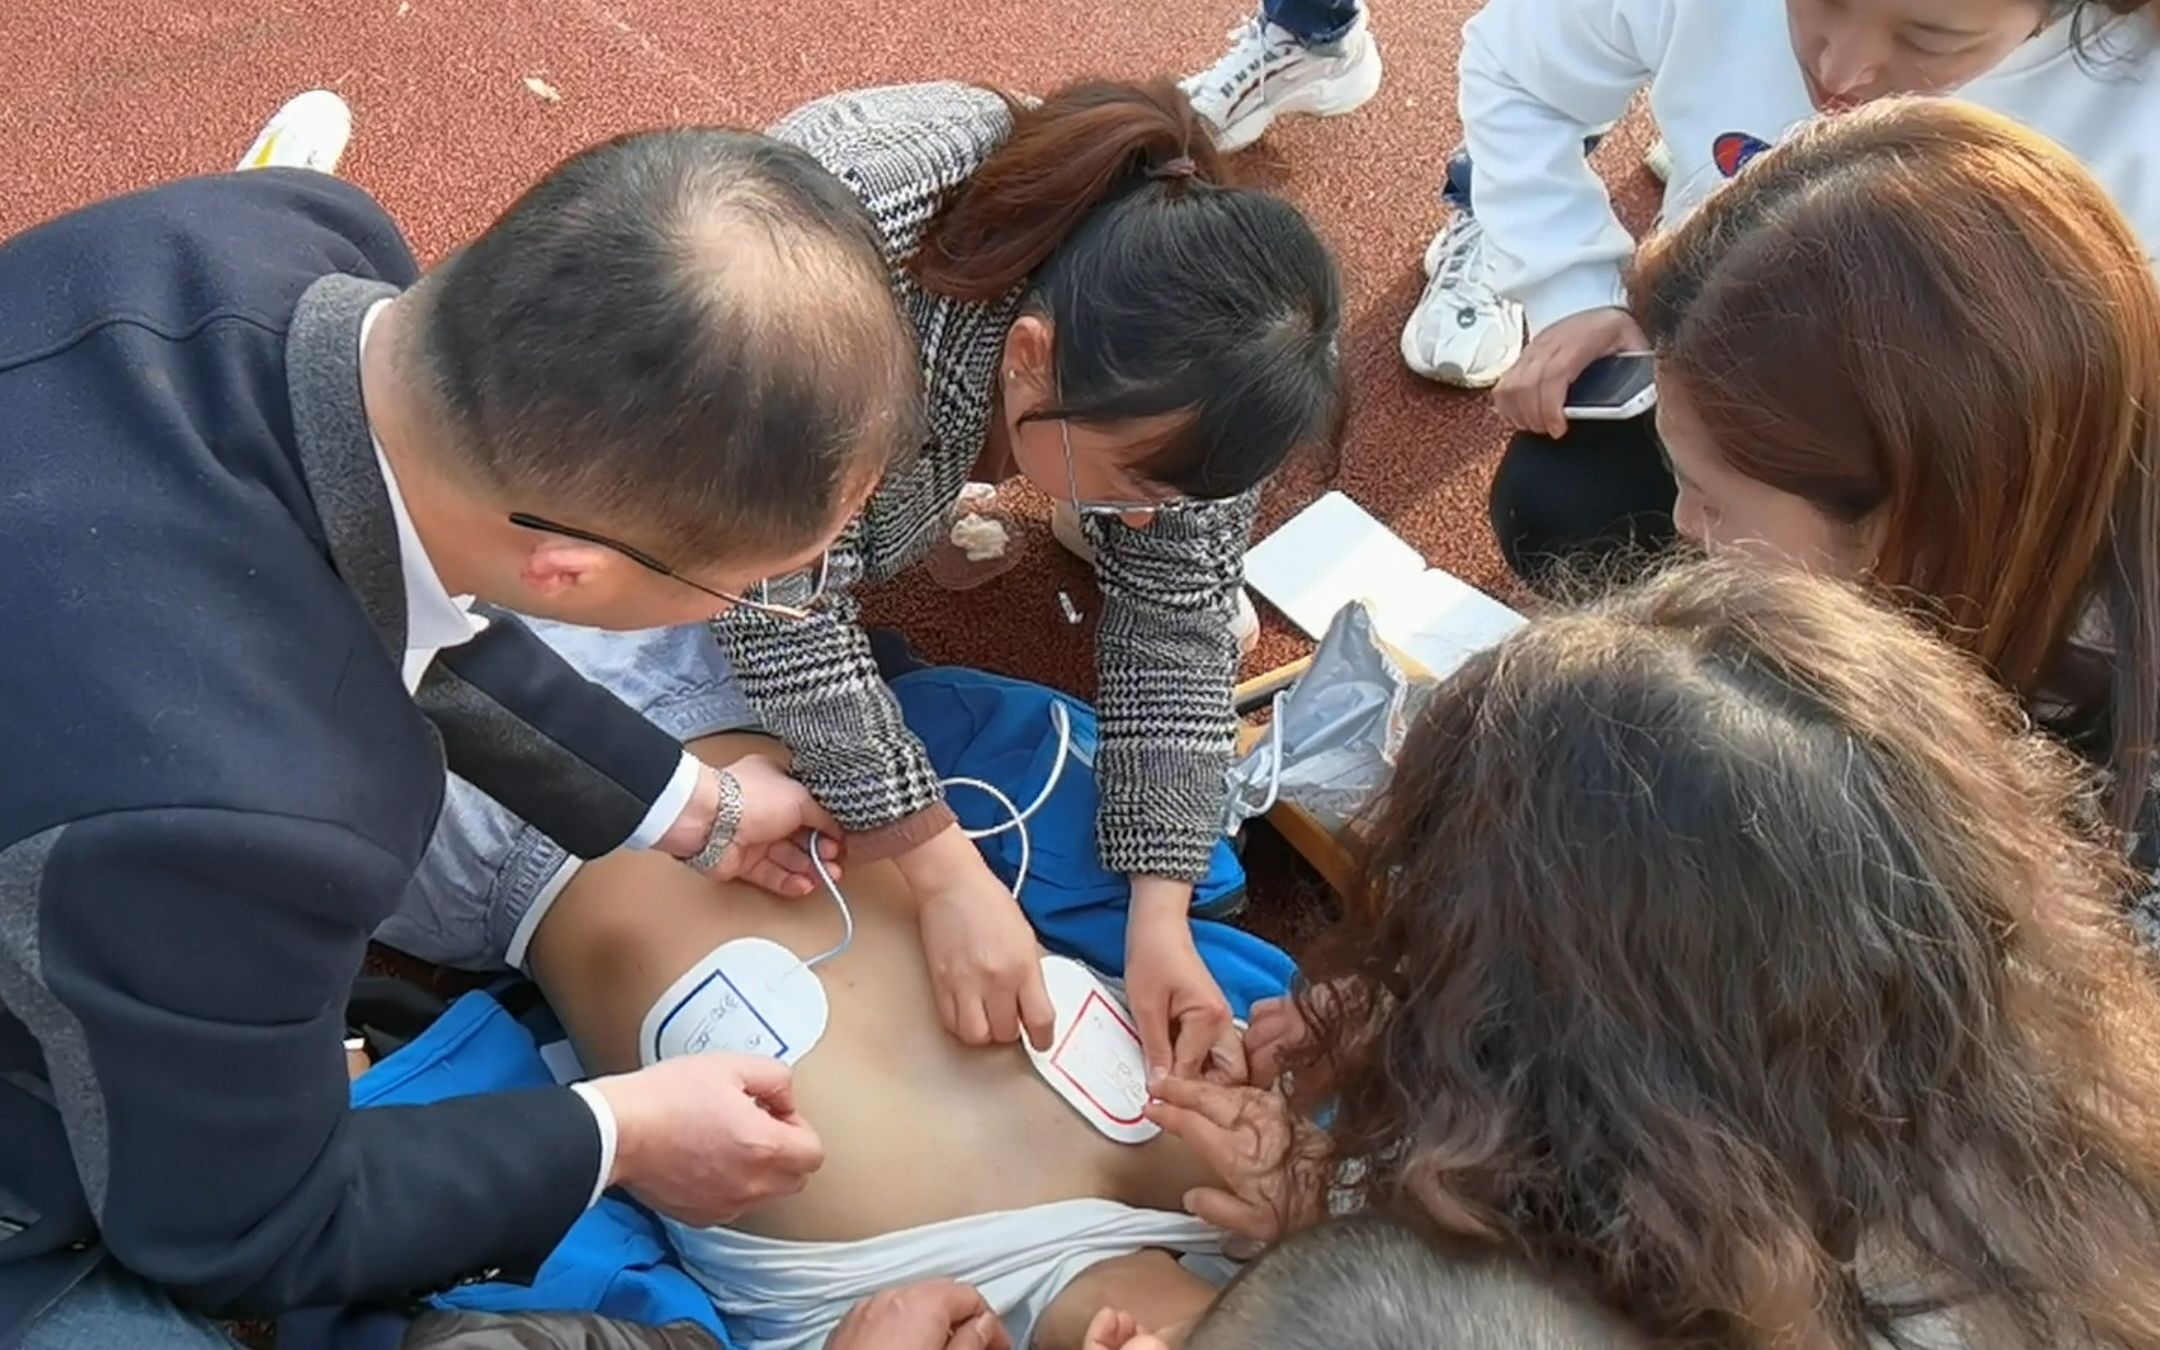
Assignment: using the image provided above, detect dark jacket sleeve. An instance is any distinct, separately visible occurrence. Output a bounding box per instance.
[28,808,600,1316]
[419,615,687,859]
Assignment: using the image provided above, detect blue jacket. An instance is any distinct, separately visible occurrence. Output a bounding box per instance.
[0,170,687,1330]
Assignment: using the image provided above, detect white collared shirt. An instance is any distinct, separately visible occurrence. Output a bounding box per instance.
[360,302,482,694]
[357,301,699,854]
[358,300,721,1207]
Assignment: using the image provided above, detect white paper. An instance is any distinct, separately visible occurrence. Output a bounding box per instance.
[1243,491,1429,639]
[639,937,830,1068]
[1366,569,1528,681]
[1025,956,1159,1145]
[1244,490,1525,679]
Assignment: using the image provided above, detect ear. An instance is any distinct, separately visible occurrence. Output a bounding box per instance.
[517,536,617,599]
[1000,315,1057,413]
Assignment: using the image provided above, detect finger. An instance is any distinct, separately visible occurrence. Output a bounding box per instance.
[1082,1308,1127,1350]
[1204,1025,1249,1087]
[1491,381,1524,432]
[957,995,995,1046]
[1183,1185,1279,1244]
[910,1279,993,1326]
[731,1054,798,1110]
[1539,366,1571,439]
[1244,1017,1287,1063]
[754,1115,827,1177]
[950,1311,1009,1350]
[1249,1039,1286,1091]
[1147,1072,1245,1129]
[1170,1005,1223,1079]
[983,985,1021,1046]
[799,796,843,838]
[814,831,845,863]
[1018,965,1056,1052]
[764,838,815,878]
[1142,1100,1236,1176]
[741,857,807,898]
[1133,990,1173,1083]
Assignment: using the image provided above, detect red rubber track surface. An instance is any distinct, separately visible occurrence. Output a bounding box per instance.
[2,0,1656,934]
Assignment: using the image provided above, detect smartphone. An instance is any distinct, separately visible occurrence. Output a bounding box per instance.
[1562,352,1657,420]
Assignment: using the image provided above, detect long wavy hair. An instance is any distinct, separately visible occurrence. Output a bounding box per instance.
[1300,559,2160,1348]
[1629,98,2160,839]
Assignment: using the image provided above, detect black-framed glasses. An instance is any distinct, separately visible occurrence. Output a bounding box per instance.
[1057,418,1192,520]
[508,513,825,622]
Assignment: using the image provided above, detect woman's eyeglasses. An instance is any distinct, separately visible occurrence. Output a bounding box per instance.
[507,513,827,622]
[1059,419,1192,520]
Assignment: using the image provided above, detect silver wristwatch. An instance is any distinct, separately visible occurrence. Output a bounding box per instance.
[685,768,745,873]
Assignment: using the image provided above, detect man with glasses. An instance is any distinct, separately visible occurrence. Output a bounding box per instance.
[0,126,920,1346]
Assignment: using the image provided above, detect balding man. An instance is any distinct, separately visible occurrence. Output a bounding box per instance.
[0,130,921,1347]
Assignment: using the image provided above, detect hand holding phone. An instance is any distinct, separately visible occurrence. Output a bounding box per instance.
[1561,352,1657,421]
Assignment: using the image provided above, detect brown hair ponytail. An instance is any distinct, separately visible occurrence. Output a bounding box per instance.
[912,78,1226,302]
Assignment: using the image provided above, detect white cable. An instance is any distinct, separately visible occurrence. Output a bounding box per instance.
[805,702,1076,969]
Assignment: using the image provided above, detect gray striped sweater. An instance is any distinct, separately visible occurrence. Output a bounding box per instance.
[714,82,1253,882]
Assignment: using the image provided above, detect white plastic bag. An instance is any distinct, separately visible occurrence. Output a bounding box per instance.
[1223,601,1429,835]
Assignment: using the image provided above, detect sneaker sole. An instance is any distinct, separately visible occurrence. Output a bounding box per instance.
[1399,309,1522,389]
[1209,39,1384,153]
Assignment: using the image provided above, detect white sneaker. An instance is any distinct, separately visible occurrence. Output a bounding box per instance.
[237,90,352,175]
[1401,212,1525,388]
[1643,137,1674,183]
[1182,12,1383,154]
[1050,501,1259,656]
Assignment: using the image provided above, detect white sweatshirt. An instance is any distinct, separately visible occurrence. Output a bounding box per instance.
[1458,0,2160,332]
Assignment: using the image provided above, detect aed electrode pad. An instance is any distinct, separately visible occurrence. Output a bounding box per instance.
[1025,956,1161,1145]
[639,937,830,1069]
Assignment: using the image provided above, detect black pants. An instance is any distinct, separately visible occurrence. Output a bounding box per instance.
[1487,413,1677,592]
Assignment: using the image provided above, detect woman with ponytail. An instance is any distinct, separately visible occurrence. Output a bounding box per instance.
[706,80,1345,1074]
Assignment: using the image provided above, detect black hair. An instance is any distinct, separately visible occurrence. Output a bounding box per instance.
[912,79,1344,501]
[2068,0,2158,63]
[413,127,921,565]
[1186,1214,1640,1350]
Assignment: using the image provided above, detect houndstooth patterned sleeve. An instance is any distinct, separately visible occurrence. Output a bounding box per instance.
[1087,489,1260,881]
[709,84,1023,840]
[710,530,948,837]
[767,82,1016,269]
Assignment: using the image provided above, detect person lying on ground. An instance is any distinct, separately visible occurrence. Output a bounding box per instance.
[1164,558,2160,1348]
[523,728,1243,1350]
[390,1212,1643,1350]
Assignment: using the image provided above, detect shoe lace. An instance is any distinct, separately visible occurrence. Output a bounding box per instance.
[1197,16,1285,99]
[1432,214,1499,304]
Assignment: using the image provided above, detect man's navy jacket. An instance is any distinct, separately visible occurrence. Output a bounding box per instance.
[0,169,689,1329]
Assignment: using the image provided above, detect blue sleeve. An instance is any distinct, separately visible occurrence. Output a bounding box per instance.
[30,807,599,1316]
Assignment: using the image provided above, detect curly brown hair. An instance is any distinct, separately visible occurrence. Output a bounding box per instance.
[1299,559,2160,1348]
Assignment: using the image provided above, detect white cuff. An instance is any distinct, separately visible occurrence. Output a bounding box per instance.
[1517,262,1633,337]
[506,856,583,973]
[627,750,704,852]
[569,1081,619,1210]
